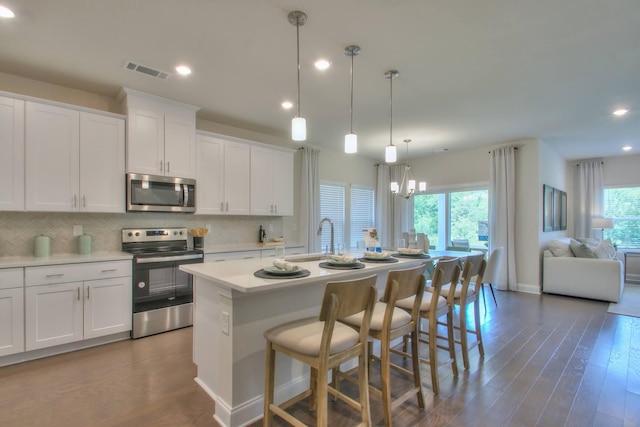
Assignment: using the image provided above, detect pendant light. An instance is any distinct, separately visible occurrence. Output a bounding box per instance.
[344,45,360,153]
[384,70,399,163]
[288,11,307,141]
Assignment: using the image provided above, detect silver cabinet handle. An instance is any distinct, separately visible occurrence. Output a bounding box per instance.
[83,195,87,208]
[77,287,80,300]
[101,269,117,273]
[226,202,229,211]
[160,160,164,173]
[86,285,90,299]
[220,202,224,212]
[270,204,274,213]
[46,274,64,279]
[167,161,170,173]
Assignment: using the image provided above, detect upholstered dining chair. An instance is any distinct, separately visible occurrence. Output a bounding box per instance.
[478,247,503,311]
[396,257,461,395]
[336,264,426,427]
[439,253,486,370]
[263,275,378,427]
[449,239,470,251]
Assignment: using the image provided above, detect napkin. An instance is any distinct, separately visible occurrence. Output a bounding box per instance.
[364,250,391,259]
[273,259,300,271]
[397,247,424,255]
[329,254,357,263]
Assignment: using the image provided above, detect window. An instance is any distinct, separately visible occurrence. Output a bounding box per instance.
[414,188,488,250]
[320,183,375,250]
[604,186,640,249]
[350,186,375,249]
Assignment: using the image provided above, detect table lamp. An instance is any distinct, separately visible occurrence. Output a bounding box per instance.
[592,217,613,239]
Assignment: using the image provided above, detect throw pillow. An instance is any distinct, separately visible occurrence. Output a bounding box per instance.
[576,237,600,246]
[599,241,617,259]
[570,239,597,258]
[548,239,574,257]
[590,244,609,259]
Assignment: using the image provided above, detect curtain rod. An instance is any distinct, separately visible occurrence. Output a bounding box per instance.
[487,146,518,153]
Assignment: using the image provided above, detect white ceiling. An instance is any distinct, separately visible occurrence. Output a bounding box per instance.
[1,0,639,161]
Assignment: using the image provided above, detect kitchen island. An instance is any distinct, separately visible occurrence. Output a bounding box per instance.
[180,254,425,427]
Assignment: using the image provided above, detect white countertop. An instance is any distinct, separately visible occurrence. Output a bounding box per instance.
[0,251,133,269]
[203,242,304,254]
[180,255,425,294]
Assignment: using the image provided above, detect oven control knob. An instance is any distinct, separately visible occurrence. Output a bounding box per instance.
[128,232,133,237]
[135,232,140,236]
[179,231,183,235]
[138,282,146,289]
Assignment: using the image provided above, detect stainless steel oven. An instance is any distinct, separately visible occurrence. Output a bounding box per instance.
[122,227,203,339]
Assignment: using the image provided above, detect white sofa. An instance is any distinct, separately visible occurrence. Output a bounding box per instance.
[542,238,624,303]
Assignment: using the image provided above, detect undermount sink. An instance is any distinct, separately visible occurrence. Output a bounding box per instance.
[284,253,328,262]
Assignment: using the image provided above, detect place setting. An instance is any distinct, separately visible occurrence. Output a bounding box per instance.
[358,250,399,263]
[254,247,310,279]
[319,254,365,270]
[392,247,432,259]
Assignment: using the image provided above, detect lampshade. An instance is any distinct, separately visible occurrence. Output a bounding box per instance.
[390,139,426,198]
[345,133,357,153]
[292,117,306,141]
[592,217,614,230]
[385,144,397,162]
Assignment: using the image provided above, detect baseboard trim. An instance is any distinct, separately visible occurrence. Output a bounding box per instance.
[517,283,541,294]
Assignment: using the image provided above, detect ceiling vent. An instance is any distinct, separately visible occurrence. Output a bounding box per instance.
[123,61,170,80]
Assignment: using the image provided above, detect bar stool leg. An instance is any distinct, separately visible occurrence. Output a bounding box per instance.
[309,367,318,411]
[446,308,459,378]
[460,303,470,370]
[474,298,485,356]
[410,327,425,408]
[359,351,372,426]
[316,366,329,427]
[428,317,440,395]
[380,334,392,427]
[264,342,275,427]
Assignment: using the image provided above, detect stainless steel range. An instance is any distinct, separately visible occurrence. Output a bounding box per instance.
[122,227,203,339]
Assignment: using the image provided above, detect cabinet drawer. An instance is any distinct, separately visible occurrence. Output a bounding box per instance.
[205,250,262,262]
[0,268,23,290]
[26,261,131,286]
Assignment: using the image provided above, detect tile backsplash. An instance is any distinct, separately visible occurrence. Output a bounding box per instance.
[0,212,288,257]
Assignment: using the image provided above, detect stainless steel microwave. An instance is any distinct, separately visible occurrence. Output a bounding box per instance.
[126,173,196,213]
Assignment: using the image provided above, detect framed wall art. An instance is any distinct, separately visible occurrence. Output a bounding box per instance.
[543,184,554,232]
[543,184,567,232]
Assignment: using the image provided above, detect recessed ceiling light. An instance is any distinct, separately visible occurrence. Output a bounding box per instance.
[175,65,192,76]
[623,145,633,151]
[281,101,293,109]
[613,108,629,116]
[314,59,331,70]
[0,5,15,18]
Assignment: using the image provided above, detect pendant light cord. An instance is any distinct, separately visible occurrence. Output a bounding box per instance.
[389,75,393,146]
[350,52,354,134]
[296,20,301,118]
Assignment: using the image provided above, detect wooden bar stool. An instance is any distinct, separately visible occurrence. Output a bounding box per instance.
[263,274,378,427]
[441,253,486,370]
[335,264,426,427]
[398,257,461,395]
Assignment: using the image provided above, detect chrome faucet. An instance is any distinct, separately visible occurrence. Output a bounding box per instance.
[317,217,335,254]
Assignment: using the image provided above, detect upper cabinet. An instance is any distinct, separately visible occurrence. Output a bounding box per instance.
[25,101,125,213]
[120,88,199,179]
[196,132,251,215]
[250,146,294,216]
[0,96,25,211]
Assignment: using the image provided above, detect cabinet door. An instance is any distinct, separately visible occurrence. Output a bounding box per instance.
[25,102,80,212]
[250,145,275,215]
[224,141,251,214]
[79,112,125,213]
[272,150,294,216]
[25,282,83,350]
[196,134,225,214]
[0,287,24,357]
[126,105,164,175]
[164,106,196,179]
[84,277,132,340]
[0,96,25,211]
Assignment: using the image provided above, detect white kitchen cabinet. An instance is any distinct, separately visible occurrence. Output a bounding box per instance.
[79,112,125,212]
[250,146,294,216]
[25,261,132,351]
[0,268,24,357]
[122,88,198,179]
[84,277,132,340]
[196,132,251,215]
[0,96,25,211]
[25,101,125,212]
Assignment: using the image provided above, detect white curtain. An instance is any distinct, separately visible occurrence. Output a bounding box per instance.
[376,164,413,248]
[489,146,517,291]
[300,147,321,252]
[574,160,604,239]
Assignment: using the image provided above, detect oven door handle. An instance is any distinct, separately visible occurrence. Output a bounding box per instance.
[136,254,203,264]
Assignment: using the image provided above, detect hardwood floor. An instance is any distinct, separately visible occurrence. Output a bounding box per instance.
[1,290,638,427]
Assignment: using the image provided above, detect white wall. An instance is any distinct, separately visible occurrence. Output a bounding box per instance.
[604,153,640,186]
[318,149,377,188]
[409,146,490,190]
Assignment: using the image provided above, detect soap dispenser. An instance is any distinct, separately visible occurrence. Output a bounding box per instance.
[259,225,265,243]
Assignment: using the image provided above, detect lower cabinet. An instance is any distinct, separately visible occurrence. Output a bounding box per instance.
[0,268,24,357]
[25,261,131,351]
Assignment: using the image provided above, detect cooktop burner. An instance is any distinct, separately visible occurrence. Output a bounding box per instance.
[121,227,202,256]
